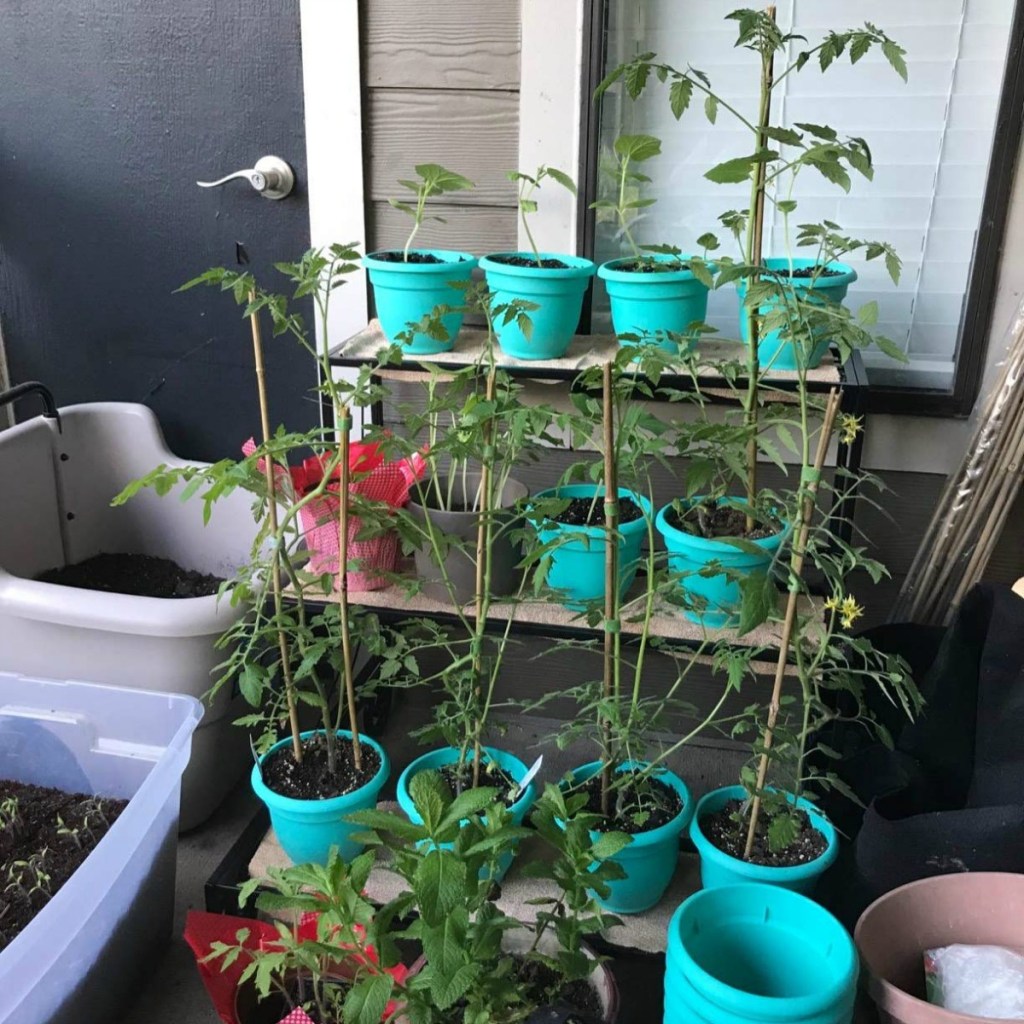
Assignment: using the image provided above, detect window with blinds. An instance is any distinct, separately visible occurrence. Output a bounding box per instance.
[594,0,1017,390]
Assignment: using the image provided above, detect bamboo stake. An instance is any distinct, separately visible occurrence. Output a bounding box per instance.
[249,292,303,762]
[743,387,841,859]
[472,369,497,787]
[601,362,619,818]
[337,403,363,771]
[744,5,777,534]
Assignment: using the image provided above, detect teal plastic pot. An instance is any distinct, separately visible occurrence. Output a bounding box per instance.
[598,254,710,353]
[566,760,693,914]
[665,884,858,1024]
[689,785,838,896]
[479,252,595,359]
[737,258,857,371]
[364,249,477,353]
[252,729,390,865]
[532,485,652,608]
[396,745,537,881]
[656,500,787,627]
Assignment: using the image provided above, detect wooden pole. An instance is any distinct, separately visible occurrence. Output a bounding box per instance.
[249,292,302,762]
[601,362,619,817]
[743,387,841,859]
[745,5,778,533]
[472,369,497,787]
[337,404,363,771]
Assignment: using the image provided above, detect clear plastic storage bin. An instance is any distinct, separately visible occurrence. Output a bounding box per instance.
[0,673,202,1024]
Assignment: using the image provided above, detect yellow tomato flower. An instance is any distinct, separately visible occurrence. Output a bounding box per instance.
[824,594,841,613]
[840,595,864,629]
[838,413,863,446]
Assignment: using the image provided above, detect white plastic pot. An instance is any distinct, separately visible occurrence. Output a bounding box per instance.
[0,403,256,829]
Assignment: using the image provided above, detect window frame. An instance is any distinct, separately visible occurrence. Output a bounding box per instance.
[576,0,1024,418]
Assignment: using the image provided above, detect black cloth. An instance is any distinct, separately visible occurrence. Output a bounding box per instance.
[817,583,1024,927]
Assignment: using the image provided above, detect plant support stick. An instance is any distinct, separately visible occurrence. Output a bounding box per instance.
[601,362,619,817]
[337,404,363,771]
[250,291,303,763]
[743,386,841,859]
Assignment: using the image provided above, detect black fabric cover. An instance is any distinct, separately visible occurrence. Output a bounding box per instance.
[817,583,1024,927]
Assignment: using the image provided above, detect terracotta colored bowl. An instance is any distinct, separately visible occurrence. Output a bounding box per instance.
[854,872,1024,1024]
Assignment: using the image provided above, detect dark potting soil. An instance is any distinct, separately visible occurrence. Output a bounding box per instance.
[700,798,828,868]
[487,254,570,270]
[577,771,683,835]
[0,779,127,951]
[774,265,842,279]
[35,552,224,599]
[514,956,603,1024]
[260,732,382,801]
[664,499,780,541]
[436,760,519,804]
[371,250,466,265]
[549,497,644,528]
[615,259,684,274]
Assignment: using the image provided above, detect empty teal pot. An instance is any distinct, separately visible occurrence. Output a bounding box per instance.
[665,883,858,1024]
[655,499,786,627]
[532,485,652,608]
[479,252,595,359]
[566,760,693,914]
[252,729,390,865]
[364,249,477,353]
[690,785,838,895]
[598,254,710,354]
[737,258,857,371]
[396,745,537,881]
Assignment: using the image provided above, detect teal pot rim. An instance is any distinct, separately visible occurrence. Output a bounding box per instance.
[396,745,538,823]
[738,257,858,293]
[532,485,653,542]
[564,760,694,844]
[689,784,839,884]
[668,883,858,1020]
[598,254,707,284]
[479,252,596,281]
[251,729,391,816]
[363,249,478,273]
[655,497,788,557]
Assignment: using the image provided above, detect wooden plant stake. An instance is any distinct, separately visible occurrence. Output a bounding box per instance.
[472,369,497,787]
[337,403,363,771]
[744,4,778,533]
[743,386,842,859]
[601,362,619,817]
[249,291,302,762]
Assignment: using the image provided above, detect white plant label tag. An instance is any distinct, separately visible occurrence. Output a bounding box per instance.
[512,754,543,801]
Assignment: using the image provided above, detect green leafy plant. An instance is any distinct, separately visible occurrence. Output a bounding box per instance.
[388,164,475,261]
[507,165,577,265]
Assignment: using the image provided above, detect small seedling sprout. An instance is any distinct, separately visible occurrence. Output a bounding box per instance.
[507,165,578,265]
[388,163,475,261]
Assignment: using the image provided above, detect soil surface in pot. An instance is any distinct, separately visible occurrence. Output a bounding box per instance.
[0,779,127,951]
[614,258,688,274]
[577,771,683,835]
[372,251,468,265]
[664,499,780,541]
[512,956,603,1023]
[261,732,383,801]
[34,552,224,598]
[549,497,644,528]
[701,798,828,868]
[237,974,352,1024]
[772,265,843,279]
[436,759,518,804]
[487,254,570,270]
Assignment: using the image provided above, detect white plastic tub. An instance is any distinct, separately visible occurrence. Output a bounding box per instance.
[0,403,256,828]
[0,673,202,1024]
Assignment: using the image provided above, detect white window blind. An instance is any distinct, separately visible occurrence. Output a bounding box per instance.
[595,0,1016,389]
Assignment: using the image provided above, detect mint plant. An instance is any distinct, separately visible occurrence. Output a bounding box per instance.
[388,164,475,260]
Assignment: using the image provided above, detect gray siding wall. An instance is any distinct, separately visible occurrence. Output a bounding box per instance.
[360,0,521,256]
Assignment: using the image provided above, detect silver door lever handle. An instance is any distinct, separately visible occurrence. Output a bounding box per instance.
[196,156,294,200]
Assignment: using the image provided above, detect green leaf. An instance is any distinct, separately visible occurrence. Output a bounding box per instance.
[414,850,466,926]
[409,770,447,833]
[705,151,777,185]
[431,962,482,1010]
[704,94,718,124]
[885,249,902,285]
[343,975,394,1024]
[794,123,837,142]
[440,786,499,830]
[857,300,879,326]
[613,133,662,163]
[737,572,778,636]
[591,831,632,860]
[874,333,909,364]
[624,60,651,99]
[669,77,693,119]
[882,39,909,82]
[544,166,578,195]
[767,811,800,854]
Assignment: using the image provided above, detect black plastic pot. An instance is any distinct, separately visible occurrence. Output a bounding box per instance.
[407,473,529,604]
